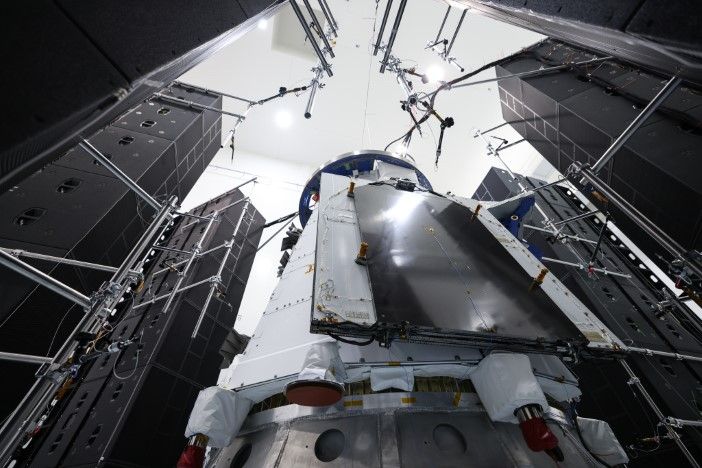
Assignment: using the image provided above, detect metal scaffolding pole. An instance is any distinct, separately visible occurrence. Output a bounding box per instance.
[161,212,219,316]
[447,56,612,91]
[153,93,246,119]
[373,0,393,56]
[0,249,91,310]
[0,197,177,464]
[79,140,162,211]
[0,352,53,365]
[379,0,408,73]
[192,201,251,338]
[0,248,121,274]
[316,0,337,37]
[573,163,702,280]
[305,66,324,119]
[301,0,335,58]
[445,9,467,57]
[433,5,451,44]
[620,360,700,468]
[591,76,681,174]
[318,0,338,30]
[290,0,333,77]
[172,81,256,105]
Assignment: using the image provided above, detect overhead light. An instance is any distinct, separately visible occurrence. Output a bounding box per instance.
[257,18,268,30]
[424,64,445,84]
[275,110,293,129]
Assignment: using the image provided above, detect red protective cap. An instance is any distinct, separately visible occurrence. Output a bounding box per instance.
[176,445,205,468]
[518,416,559,452]
[285,379,344,407]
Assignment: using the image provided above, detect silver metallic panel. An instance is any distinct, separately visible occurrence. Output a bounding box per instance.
[353,184,583,342]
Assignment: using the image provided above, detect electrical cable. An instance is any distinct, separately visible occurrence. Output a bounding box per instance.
[263,211,298,228]
[329,333,375,346]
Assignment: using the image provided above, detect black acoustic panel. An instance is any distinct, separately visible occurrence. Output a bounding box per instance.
[626,0,702,52]
[560,86,661,138]
[521,67,594,103]
[56,365,201,468]
[113,100,204,165]
[30,378,106,467]
[164,84,224,134]
[353,185,583,342]
[557,105,611,161]
[0,164,127,250]
[56,0,248,82]
[56,126,177,195]
[1,1,128,191]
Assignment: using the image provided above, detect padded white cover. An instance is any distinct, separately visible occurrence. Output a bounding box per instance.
[471,353,548,423]
[184,386,253,448]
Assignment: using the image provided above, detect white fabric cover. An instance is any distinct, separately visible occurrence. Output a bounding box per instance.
[297,340,346,383]
[471,353,548,423]
[370,366,414,391]
[528,354,582,402]
[577,417,629,465]
[184,386,253,448]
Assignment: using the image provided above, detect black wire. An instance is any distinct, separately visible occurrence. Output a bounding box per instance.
[384,52,527,152]
[262,211,298,228]
[329,333,375,346]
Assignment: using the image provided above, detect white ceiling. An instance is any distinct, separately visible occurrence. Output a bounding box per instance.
[179,0,551,197]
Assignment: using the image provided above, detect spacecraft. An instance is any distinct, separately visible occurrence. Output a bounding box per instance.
[2,0,702,467]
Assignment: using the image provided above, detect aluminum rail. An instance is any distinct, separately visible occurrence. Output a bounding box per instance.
[0,249,91,310]
[80,139,162,211]
[290,0,333,77]
[591,76,681,174]
[620,360,700,468]
[443,56,612,92]
[552,210,600,227]
[572,163,702,280]
[433,5,451,44]
[154,93,246,119]
[0,352,53,365]
[0,248,121,274]
[318,0,338,30]
[302,0,335,58]
[133,275,218,310]
[192,201,250,338]
[172,81,256,105]
[305,66,324,119]
[445,9,467,57]
[626,346,702,364]
[540,256,631,279]
[373,0,393,56]
[161,213,218,316]
[316,0,337,37]
[522,224,597,245]
[379,0,408,73]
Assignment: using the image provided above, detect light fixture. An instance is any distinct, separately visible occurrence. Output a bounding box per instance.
[275,110,293,129]
[257,18,268,30]
[424,64,445,84]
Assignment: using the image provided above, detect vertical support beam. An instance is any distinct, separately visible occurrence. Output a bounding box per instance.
[191,202,250,338]
[379,0,408,73]
[445,9,467,57]
[373,0,393,56]
[318,0,338,30]
[434,6,451,44]
[316,0,337,37]
[0,249,91,310]
[289,0,333,77]
[591,76,681,174]
[620,360,700,468]
[305,66,324,119]
[80,139,162,211]
[301,0,335,58]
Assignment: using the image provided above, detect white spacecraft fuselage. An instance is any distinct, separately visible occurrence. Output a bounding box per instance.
[185,155,628,467]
